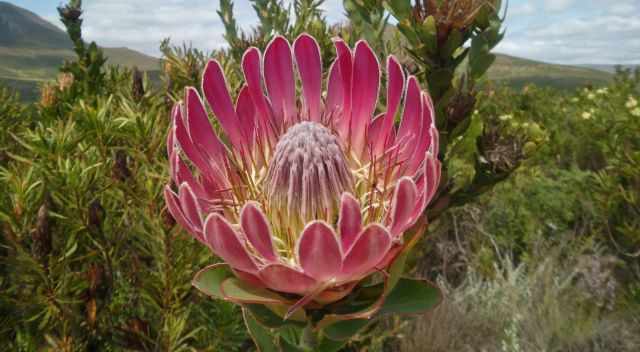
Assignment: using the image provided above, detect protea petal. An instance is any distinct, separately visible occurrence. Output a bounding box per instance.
[264,36,296,126]
[185,87,227,165]
[259,264,317,294]
[341,224,392,278]
[338,193,363,253]
[425,152,441,205]
[432,125,440,155]
[411,152,441,226]
[178,183,203,230]
[297,222,343,280]
[294,33,322,122]
[242,47,275,144]
[325,60,343,119]
[164,186,202,241]
[173,103,212,176]
[396,76,423,148]
[389,177,419,237]
[202,60,244,151]
[370,55,404,157]
[172,154,207,203]
[332,38,353,140]
[240,202,278,262]
[350,40,380,155]
[204,214,257,273]
[232,269,266,288]
[407,93,436,175]
[235,85,256,154]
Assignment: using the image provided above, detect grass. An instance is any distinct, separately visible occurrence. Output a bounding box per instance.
[399,242,640,352]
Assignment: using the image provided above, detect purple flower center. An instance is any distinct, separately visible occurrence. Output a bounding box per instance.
[265,122,353,225]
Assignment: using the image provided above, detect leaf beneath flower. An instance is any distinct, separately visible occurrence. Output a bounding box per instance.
[378,278,442,315]
[243,309,278,352]
[247,304,307,328]
[220,277,292,305]
[323,319,370,341]
[192,263,233,299]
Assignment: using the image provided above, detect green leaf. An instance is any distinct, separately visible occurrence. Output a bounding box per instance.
[317,337,349,352]
[278,336,304,352]
[468,29,497,79]
[220,277,291,305]
[442,29,464,59]
[191,264,233,299]
[247,304,289,328]
[378,278,442,315]
[247,304,306,328]
[244,309,279,352]
[278,325,303,347]
[416,16,438,53]
[265,303,308,323]
[323,319,370,341]
[383,0,412,21]
[429,68,455,96]
[470,54,495,79]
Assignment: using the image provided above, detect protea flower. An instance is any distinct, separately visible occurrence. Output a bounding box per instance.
[164,34,441,319]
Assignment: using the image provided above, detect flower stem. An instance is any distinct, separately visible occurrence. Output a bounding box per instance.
[301,323,318,350]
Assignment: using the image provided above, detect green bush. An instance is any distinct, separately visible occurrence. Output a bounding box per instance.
[1,1,639,351]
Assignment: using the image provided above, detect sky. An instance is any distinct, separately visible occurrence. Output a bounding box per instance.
[7,0,640,64]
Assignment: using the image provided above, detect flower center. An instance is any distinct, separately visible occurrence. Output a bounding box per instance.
[265,122,353,226]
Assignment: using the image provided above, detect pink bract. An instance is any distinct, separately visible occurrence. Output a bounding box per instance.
[165,34,441,304]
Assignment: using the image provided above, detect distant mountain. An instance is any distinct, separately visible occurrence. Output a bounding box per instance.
[0,1,71,49]
[488,54,613,90]
[577,64,639,74]
[0,1,159,100]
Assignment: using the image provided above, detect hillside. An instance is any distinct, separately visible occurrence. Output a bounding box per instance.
[579,64,639,74]
[0,1,71,49]
[0,1,159,100]
[488,54,612,90]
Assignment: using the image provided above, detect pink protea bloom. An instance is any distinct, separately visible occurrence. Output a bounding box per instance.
[165,34,440,310]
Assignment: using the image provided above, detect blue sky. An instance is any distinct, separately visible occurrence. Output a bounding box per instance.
[7,0,640,64]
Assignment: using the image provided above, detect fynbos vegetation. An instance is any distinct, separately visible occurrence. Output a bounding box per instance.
[0,1,638,351]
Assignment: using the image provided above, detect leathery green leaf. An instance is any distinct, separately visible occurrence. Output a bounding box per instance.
[243,309,278,352]
[191,264,233,300]
[379,278,442,315]
[247,304,307,328]
[220,277,291,305]
[323,319,370,341]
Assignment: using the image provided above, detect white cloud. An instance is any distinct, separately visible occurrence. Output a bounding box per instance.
[32,0,639,64]
[77,0,242,56]
[496,13,640,64]
[543,0,575,12]
[608,0,639,15]
[510,3,536,16]
[71,0,344,57]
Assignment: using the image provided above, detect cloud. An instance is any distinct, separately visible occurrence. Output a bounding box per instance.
[64,0,344,57]
[608,0,639,15]
[496,13,640,64]
[28,0,639,64]
[75,0,245,56]
[510,3,536,16]
[543,0,575,12]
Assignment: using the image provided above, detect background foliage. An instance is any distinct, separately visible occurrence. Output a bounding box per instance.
[1,0,638,351]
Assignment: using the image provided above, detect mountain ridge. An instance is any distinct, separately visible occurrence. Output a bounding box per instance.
[0,1,160,100]
[0,1,72,49]
[0,2,615,101]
